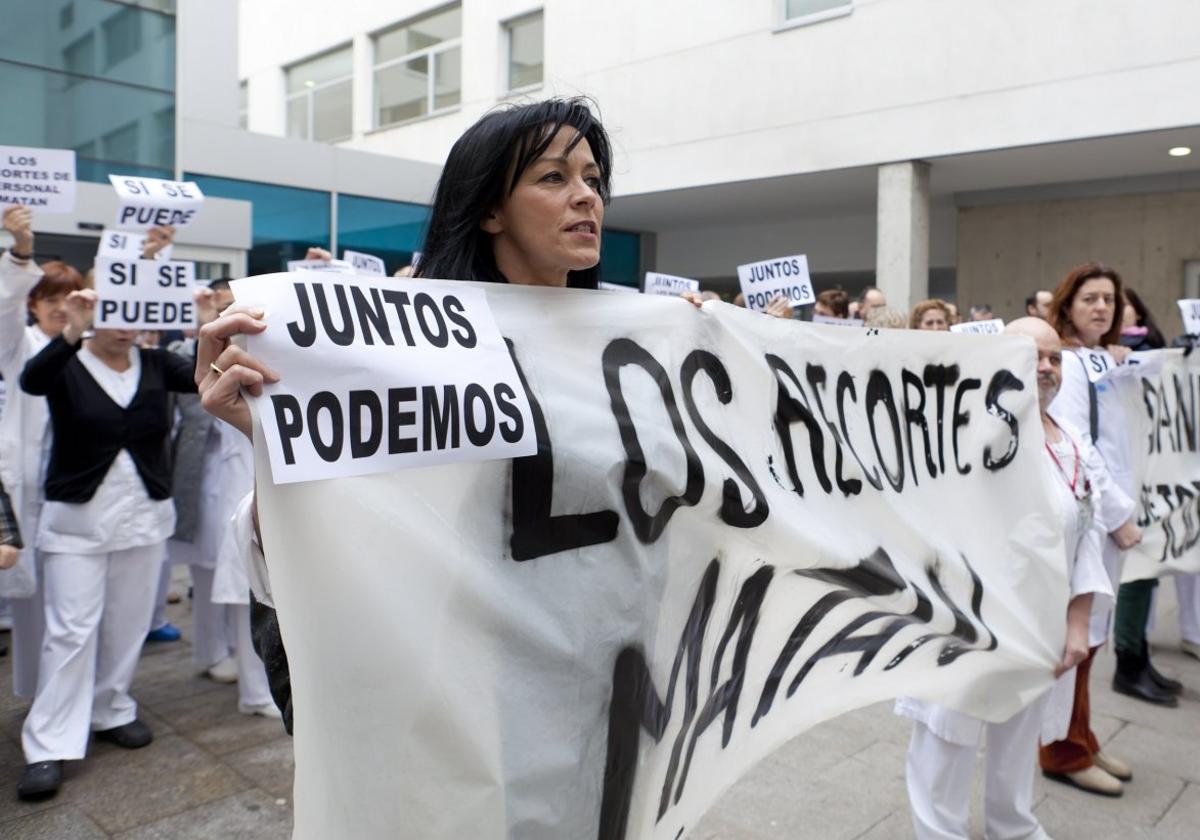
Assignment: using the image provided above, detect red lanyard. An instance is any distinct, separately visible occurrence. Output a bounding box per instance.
[1045,434,1090,499]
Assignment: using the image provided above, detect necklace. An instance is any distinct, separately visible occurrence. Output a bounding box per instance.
[1045,435,1091,501]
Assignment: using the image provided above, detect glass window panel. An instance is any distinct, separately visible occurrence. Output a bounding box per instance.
[102,121,140,165]
[433,46,460,111]
[62,31,94,88]
[375,4,461,64]
[312,79,352,142]
[150,107,174,171]
[285,46,352,94]
[785,0,852,20]
[507,13,543,90]
[0,61,174,183]
[599,230,641,288]
[337,193,431,275]
[185,174,332,277]
[103,5,143,68]
[0,0,175,91]
[286,95,310,140]
[376,57,428,126]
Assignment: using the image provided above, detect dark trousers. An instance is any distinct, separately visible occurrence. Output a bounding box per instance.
[1113,578,1157,654]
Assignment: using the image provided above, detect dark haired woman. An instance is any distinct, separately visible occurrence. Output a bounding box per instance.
[1,206,85,704]
[193,97,613,728]
[1118,287,1166,351]
[1037,263,1173,799]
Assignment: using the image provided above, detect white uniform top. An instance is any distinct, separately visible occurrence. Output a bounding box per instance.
[0,250,48,598]
[36,347,176,556]
[896,418,1111,746]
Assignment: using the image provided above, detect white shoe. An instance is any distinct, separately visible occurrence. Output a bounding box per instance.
[239,700,283,720]
[1183,639,1200,661]
[206,656,238,684]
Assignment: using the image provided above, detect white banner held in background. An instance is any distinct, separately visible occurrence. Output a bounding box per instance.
[643,272,699,297]
[811,314,864,328]
[599,281,639,293]
[736,254,814,311]
[241,282,1068,840]
[1178,299,1200,336]
[951,318,1005,336]
[94,257,196,330]
[287,258,356,274]
[109,175,205,230]
[1116,349,1200,581]
[343,249,387,276]
[0,145,76,212]
[234,275,537,483]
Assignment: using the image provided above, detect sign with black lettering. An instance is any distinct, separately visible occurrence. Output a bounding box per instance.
[96,228,173,261]
[736,253,814,311]
[94,257,196,329]
[0,145,76,212]
[1115,349,1200,581]
[643,272,699,297]
[811,314,863,328]
[109,174,204,230]
[950,318,1004,336]
[343,250,386,276]
[598,281,638,293]
[1178,299,1200,336]
[287,258,355,274]
[245,284,1070,840]
[234,275,536,482]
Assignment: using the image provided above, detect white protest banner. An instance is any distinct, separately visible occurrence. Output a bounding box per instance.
[234,275,537,483]
[93,256,196,330]
[599,281,638,293]
[0,145,76,212]
[643,271,699,297]
[1115,349,1200,581]
[1178,299,1200,336]
[811,314,864,327]
[287,258,356,274]
[241,282,1068,840]
[951,318,1005,336]
[97,228,146,259]
[737,254,814,311]
[343,249,386,276]
[109,174,204,230]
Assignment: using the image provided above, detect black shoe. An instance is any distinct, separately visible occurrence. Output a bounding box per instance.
[94,719,154,749]
[1142,643,1184,694]
[17,760,62,800]
[1113,649,1179,707]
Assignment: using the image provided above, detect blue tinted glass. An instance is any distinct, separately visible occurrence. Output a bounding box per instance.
[0,0,175,92]
[336,194,430,275]
[599,230,641,287]
[0,61,174,182]
[186,174,331,277]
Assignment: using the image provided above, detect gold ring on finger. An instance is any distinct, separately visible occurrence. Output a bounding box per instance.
[209,361,226,377]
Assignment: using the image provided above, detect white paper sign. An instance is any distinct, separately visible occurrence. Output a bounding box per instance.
[97,229,147,259]
[343,250,386,276]
[811,314,864,327]
[1178,299,1200,336]
[93,257,196,330]
[643,272,699,297]
[234,274,537,483]
[951,318,1005,336]
[287,258,356,274]
[249,287,1067,840]
[109,175,205,230]
[0,145,76,213]
[737,254,814,311]
[598,281,638,293]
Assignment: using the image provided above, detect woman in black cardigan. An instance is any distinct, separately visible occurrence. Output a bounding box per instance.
[15,289,196,801]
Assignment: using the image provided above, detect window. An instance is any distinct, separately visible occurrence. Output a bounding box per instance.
[238,80,248,129]
[103,5,143,68]
[285,46,353,143]
[782,0,853,25]
[373,4,462,127]
[599,230,642,288]
[62,32,94,87]
[337,193,431,275]
[504,11,543,92]
[102,121,140,165]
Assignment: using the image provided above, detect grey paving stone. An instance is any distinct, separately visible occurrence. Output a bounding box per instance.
[149,688,286,756]
[850,811,914,839]
[1105,722,1200,785]
[224,736,294,800]
[0,803,108,839]
[1154,782,1200,840]
[1035,764,1184,829]
[1034,791,1156,839]
[113,790,293,840]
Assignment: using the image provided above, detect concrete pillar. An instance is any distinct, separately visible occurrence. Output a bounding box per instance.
[875,160,931,311]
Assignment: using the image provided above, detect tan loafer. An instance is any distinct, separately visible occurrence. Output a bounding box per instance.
[1043,765,1123,798]
[1093,750,1132,781]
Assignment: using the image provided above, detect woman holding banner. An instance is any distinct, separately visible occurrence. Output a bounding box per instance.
[0,206,85,704]
[1039,263,1169,799]
[14,287,197,800]
[192,97,615,727]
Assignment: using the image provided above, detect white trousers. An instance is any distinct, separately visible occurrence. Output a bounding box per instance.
[232,601,273,708]
[9,587,44,698]
[1177,574,1200,643]
[22,543,162,763]
[149,556,173,631]
[906,699,1051,840]
[190,565,232,667]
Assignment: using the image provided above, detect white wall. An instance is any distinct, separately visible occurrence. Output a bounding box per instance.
[238,0,1200,196]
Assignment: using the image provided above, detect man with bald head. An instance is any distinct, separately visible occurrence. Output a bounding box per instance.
[898,317,1114,838]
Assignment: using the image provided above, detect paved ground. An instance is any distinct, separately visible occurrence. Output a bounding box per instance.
[0,574,1196,838]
